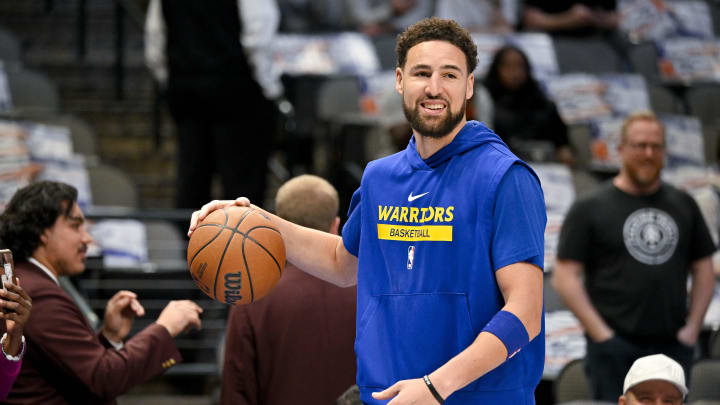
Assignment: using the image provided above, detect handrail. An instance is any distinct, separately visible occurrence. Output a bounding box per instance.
[84,206,195,223]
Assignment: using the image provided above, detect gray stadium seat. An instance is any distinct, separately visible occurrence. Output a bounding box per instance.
[316,76,362,122]
[647,84,684,115]
[554,358,592,403]
[702,125,719,166]
[145,220,186,269]
[687,85,720,165]
[687,360,720,402]
[686,85,720,130]
[710,0,720,37]
[711,329,720,358]
[554,37,623,74]
[372,34,398,70]
[567,123,593,169]
[88,163,138,208]
[0,26,21,70]
[544,274,566,312]
[628,42,660,83]
[6,69,59,113]
[314,76,363,174]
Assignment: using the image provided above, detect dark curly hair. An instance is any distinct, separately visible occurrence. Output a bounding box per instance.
[396,17,478,74]
[0,181,78,262]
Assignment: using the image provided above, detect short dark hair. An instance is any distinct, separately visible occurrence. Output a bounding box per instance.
[396,17,478,74]
[0,181,78,262]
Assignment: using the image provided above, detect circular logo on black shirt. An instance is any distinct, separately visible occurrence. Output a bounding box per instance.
[623,208,678,265]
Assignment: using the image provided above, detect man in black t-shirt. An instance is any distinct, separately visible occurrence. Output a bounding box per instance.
[553,111,716,402]
[522,0,618,37]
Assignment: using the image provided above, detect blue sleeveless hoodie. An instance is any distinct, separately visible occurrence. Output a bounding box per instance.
[342,121,546,404]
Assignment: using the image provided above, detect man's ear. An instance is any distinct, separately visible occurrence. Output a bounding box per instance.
[395,67,403,95]
[466,72,474,100]
[330,216,340,236]
[39,229,49,245]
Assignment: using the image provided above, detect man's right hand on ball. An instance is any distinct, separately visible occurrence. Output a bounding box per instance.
[156,300,203,338]
[188,197,251,237]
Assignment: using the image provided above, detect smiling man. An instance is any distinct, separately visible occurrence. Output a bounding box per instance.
[554,111,716,401]
[619,354,687,405]
[0,181,204,405]
[190,18,546,404]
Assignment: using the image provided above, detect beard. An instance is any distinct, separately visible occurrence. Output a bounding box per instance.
[402,98,466,139]
[625,160,663,189]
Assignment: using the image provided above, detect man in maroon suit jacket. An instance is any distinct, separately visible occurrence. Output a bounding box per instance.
[221,175,357,405]
[0,181,203,405]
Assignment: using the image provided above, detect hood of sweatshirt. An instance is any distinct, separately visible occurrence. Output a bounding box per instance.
[404,120,509,170]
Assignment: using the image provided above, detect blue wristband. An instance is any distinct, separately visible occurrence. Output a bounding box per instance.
[481,310,529,359]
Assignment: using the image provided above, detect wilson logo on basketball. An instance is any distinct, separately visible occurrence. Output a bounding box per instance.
[224,272,243,305]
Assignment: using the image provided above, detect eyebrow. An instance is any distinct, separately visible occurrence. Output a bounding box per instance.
[409,64,463,73]
[67,214,85,224]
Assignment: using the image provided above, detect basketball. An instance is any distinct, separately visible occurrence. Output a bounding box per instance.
[187,206,286,305]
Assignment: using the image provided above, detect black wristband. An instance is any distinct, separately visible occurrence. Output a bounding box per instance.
[423,375,445,404]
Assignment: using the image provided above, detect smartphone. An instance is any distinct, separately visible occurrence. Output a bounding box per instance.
[0,249,14,291]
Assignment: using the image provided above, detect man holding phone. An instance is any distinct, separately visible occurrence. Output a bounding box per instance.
[0,255,32,400]
[0,181,204,404]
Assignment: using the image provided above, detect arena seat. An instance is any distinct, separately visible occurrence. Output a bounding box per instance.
[554,358,592,403]
[7,69,59,113]
[647,84,685,115]
[554,37,624,74]
[372,34,398,70]
[88,163,138,208]
[687,85,720,130]
[687,359,720,402]
[0,26,21,70]
[628,42,660,83]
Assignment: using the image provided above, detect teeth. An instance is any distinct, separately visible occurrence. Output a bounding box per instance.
[425,104,444,110]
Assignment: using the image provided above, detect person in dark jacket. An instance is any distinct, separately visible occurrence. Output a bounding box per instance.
[483,45,575,165]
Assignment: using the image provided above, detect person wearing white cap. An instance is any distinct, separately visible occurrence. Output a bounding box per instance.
[618,354,687,405]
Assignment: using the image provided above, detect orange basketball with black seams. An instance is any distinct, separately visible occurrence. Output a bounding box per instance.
[187,206,286,305]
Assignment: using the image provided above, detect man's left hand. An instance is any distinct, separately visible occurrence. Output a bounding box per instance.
[101,290,145,343]
[676,323,700,346]
[372,378,442,404]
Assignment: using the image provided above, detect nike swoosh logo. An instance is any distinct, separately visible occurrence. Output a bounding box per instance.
[408,192,429,202]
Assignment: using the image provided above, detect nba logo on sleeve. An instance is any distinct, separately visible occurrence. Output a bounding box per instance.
[407,246,415,270]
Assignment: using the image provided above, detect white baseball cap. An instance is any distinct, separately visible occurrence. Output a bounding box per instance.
[623,354,688,397]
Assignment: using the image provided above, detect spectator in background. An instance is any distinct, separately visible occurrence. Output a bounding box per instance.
[435,0,517,34]
[348,0,434,37]
[0,281,31,400]
[276,0,353,32]
[553,112,716,402]
[221,175,356,405]
[482,45,575,165]
[145,0,282,209]
[0,181,203,404]
[619,354,687,405]
[522,0,619,37]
